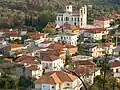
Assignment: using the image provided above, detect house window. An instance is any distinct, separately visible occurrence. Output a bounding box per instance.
[74,18,76,21]
[49,63,52,67]
[111,69,113,72]
[66,17,69,21]
[52,86,55,89]
[78,18,79,21]
[74,22,76,26]
[116,69,119,73]
[81,18,82,21]
[67,83,70,86]
[58,17,60,21]
[64,37,66,40]
[81,23,82,26]
[71,18,73,21]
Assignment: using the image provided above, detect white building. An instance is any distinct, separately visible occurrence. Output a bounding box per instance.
[25,65,43,79]
[34,71,83,90]
[94,17,113,28]
[41,55,64,72]
[82,28,109,40]
[85,44,105,57]
[71,55,93,62]
[56,5,87,27]
[37,40,53,48]
[58,33,78,46]
[111,61,120,77]
[75,66,100,85]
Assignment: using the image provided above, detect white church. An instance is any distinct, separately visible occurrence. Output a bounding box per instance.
[56,5,87,27]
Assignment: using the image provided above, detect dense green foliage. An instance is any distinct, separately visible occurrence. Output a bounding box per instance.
[0,73,35,90]
[90,75,120,90]
[0,0,119,30]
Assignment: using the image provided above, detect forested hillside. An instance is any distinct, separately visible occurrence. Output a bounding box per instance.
[0,0,119,30]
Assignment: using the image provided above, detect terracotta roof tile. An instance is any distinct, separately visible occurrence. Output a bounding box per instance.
[41,40,53,44]
[83,28,106,33]
[111,61,120,68]
[9,44,24,50]
[41,55,60,61]
[65,44,77,48]
[34,71,77,84]
[95,17,113,21]
[48,43,66,50]
[27,65,39,70]
[75,66,93,74]
[75,60,96,66]
[15,55,36,62]
[5,31,20,37]
[40,50,65,56]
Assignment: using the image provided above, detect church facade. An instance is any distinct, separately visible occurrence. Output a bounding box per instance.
[56,5,87,27]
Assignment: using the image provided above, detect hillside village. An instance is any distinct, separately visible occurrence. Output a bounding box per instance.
[0,4,120,90]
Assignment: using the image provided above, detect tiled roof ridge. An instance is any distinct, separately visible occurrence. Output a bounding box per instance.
[66,73,74,82]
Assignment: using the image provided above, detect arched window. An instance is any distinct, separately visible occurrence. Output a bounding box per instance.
[74,18,76,21]
[74,22,76,26]
[71,18,73,21]
[58,17,60,21]
[78,18,79,21]
[66,17,69,21]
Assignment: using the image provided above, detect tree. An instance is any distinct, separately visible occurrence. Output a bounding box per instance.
[43,27,55,35]
[90,84,99,90]
[13,39,21,44]
[37,11,55,28]
[65,55,71,66]
[92,75,120,90]
[77,44,85,55]
[21,35,29,44]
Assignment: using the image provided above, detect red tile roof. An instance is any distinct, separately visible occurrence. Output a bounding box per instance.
[111,61,120,68]
[65,44,77,48]
[112,14,120,17]
[95,17,113,21]
[9,44,24,50]
[15,55,36,62]
[72,11,80,15]
[48,43,66,50]
[85,28,106,33]
[75,66,93,74]
[27,65,39,70]
[28,32,47,40]
[61,24,79,30]
[75,60,96,66]
[34,71,77,84]
[40,50,65,56]
[41,55,60,61]
[41,40,53,44]
[5,31,20,37]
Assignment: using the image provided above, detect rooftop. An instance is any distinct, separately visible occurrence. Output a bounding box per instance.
[9,44,24,50]
[71,55,93,62]
[27,65,39,70]
[41,55,60,62]
[34,71,77,84]
[75,66,93,74]
[15,55,36,62]
[75,60,96,66]
[95,17,113,21]
[48,43,66,50]
[111,61,120,68]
